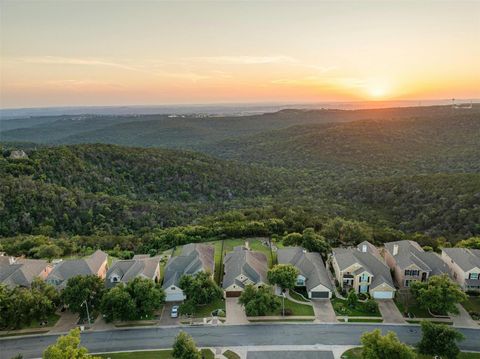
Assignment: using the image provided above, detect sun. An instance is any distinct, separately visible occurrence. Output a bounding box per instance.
[368,86,387,99]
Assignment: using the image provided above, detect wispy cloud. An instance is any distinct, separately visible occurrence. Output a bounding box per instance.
[18,56,142,72]
[189,55,297,65]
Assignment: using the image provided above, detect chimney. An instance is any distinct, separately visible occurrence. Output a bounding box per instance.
[393,244,399,256]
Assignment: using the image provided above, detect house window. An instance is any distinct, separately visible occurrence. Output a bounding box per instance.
[171,286,176,290]
[112,277,118,282]
[360,274,369,282]
[405,270,420,276]
[469,273,479,280]
[296,276,305,286]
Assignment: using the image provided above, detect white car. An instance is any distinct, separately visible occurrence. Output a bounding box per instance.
[170,305,179,318]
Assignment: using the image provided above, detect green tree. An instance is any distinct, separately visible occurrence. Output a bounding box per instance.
[410,274,467,314]
[267,264,299,291]
[456,236,480,249]
[321,217,372,246]
[347,290,358,308]
[62,275,105,319]
[100,285,136,322]
[179,271,222,305]
[361,329,416,359]
[33,244,63,259]
[126,277,165,318]
[172,331,201,359]
[238,285,280,316]
[43,328,100,359]
[364,299,378,314]
[418,321,464,359]
[282,229,331,259]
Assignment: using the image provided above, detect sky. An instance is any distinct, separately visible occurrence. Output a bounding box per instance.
[1,1,479,108]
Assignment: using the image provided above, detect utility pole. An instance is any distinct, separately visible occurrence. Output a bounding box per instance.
[81,300,91,325]
[282,292,286,317]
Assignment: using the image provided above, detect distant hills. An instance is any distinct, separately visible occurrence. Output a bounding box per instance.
[1,104,479,240]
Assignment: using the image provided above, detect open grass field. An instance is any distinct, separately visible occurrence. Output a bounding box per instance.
[21,313,60,329]
[193,297,226,318]
[263,297,314,316]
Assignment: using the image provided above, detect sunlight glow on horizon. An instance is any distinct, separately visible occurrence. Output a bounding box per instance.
[1,1,479,108]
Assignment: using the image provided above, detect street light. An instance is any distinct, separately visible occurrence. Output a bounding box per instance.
[81,300,91,325]
[282,292,286,317]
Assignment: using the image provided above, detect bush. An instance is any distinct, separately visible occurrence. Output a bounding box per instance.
[364,299,379,313]
[466,291,480,297]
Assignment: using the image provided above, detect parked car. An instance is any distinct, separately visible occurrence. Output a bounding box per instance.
[171,305,179,318]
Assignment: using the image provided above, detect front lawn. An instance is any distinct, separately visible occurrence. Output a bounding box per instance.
[341,348,480,359]
[263,297,314,316]
[394,297,434,318]
[21,313,60,329]
[332,298,381,317]
[193,297,226,318]
[97,349,214,359]
[290,289,310,302]
[462,296,480,320]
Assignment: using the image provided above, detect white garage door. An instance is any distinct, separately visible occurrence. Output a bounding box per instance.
[165,292,185,302]
[372,291,394,299]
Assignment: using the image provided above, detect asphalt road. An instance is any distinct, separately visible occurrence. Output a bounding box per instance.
[1,324,479,359]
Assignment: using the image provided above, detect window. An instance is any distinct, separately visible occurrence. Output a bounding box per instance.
[469,273,479,280]
[360,274,369,282]
[405,269,420,276]
[171,286,176,290]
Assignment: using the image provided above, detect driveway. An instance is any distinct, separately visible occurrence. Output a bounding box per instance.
[226,297,248,324]
[451,304,478,328]
[49,310,79,333]
[159,302,181,326]
[312,300,337,323]
[376,299,405,324]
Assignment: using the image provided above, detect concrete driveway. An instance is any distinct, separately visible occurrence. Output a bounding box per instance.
[376,299,405,324]
[451,304,478,328]
[159,302,181,326]
[312,300,337,323]
[226,297,248,324]
[49,310,79,333]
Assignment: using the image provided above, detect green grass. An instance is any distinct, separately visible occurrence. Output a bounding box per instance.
[247,238,274,267]
[341,348,480,359]
[97,349,213,359]
[331,298,381,317]
[394,297,434,318]
[22,313,60,329]
[193,297,226,318]
[223,350,241,359]
[97,350,174,358]
[339,318,383,323]
[262,297,314,316]
[290,289,310,302]
[463,296,480,319]
[406,320,453,325]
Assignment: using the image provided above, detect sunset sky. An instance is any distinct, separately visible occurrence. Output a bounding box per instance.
[1,1,479,108]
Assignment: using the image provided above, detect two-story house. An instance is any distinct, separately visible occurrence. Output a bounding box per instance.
[383,240,450,288]
[331,241,395,299]
[442,248,480,292]
[277,247,332,299]
[106,255,161,288]
[46,250,108,289]
[223,246,267,297]
[162,243,214,302]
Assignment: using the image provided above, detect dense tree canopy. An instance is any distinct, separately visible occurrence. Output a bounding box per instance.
[62,275,105,320]
[179,272,222,305]
[418,321,464,359]
[238,285,280,316]
[172,331,201,359]
[360,329,416,359]
[42,328,100,359]
[267,264,299,291]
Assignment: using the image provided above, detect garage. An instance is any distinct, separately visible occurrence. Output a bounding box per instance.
[372,291,394,299]
[165,291,186,302]
[310,291,330,299]
[226,290,242,298]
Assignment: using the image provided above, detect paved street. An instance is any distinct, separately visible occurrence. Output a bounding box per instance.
[376,300,405,324]
[1,323,479,359]
[312,300,337,323]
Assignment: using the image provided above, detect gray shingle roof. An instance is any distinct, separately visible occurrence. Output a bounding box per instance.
[162,243,214,289]
[46,250,107,288]
[443,248,480,272]
[222,246,267,289]
[106,255,160,288]
[0,259,50,288]
[333,241,394,289]
[277,247,332,292]
[385,240,450,275]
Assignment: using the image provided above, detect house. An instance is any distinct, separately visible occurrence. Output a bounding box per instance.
[223,246,268,297]
[106,255,161,288]
[0,258,52,288]
[331,241,395,299]
[441,248,480,291]
[277,247,333,299]
[162,243,214,302]
[383,240,450,288]
[46,250,108,289]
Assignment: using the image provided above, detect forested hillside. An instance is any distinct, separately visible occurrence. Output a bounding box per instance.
[1,105,479,250]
